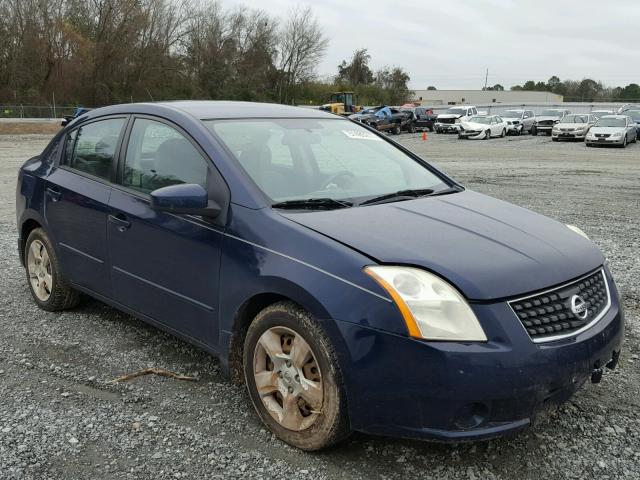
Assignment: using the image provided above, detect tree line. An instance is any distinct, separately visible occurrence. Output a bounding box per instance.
[0,0,412,109]
[511,76,640,102]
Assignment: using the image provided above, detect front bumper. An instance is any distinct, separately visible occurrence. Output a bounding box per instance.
[553,130,589,140]
[335,269,624,442]
[459,130,484,139]
[536,124,555,132]
[435,122,460,133]
[586,136,624,145]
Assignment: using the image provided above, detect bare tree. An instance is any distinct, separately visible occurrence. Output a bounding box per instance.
[276,6,328,104]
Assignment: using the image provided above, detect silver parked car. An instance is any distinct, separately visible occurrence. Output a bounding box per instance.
[500,109,536,135]
[585,115,637,148]
[552,114,597,142]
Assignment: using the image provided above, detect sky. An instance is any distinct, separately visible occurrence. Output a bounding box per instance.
[225,0,640,90]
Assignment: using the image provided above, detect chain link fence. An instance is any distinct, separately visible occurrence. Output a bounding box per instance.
[0,105,81,119]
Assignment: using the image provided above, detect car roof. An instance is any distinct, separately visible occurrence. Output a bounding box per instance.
[80,100,336,121]
[599,115,627,119]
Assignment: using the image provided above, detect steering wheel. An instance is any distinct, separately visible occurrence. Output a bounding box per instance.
[321,171,356,190]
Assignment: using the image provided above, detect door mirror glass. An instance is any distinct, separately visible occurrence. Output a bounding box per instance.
[150,183,220,217]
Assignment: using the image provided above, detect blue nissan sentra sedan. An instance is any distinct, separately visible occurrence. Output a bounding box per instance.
[16,101,624,450]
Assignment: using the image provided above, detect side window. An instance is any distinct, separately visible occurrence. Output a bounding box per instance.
[63,129,77,166]
[122,119,209,194]
[64,118,125,180]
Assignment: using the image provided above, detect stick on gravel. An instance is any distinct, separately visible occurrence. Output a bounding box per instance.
[110,368,197,383]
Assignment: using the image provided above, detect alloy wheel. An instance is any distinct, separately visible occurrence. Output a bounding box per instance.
[253,326,323,431]
[27,239,52,301]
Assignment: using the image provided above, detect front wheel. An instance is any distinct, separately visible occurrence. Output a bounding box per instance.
[531,126,537,136]
[243,302,350,451]
[409,123,416,134]
[25,228,80,311]
[552,137,558,142]
[392,124,401,135]
[501,128,506,138]
[484,129,491,140]
[621,136,627,148]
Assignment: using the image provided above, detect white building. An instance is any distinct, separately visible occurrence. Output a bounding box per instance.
[412,89,563,105]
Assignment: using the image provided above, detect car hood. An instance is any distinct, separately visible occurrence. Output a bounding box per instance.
[590,126,626,134]
[437,113,463,119]
[536,116,561,122]
[461,121,490,131]
[556,123,590,129]
[280,190,604,301]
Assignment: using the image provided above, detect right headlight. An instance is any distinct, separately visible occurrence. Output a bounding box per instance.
[364,266,487,341]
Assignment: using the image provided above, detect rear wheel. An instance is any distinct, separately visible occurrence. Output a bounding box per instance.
[392,124,401,135]
[243,302,349,451]
[25,228,80,311]
[409,123,416,134]
[501,128,506,138]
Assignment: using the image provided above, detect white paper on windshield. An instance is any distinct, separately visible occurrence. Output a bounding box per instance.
[342,130,382,141]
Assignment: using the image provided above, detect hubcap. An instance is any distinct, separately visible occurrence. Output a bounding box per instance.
[253,326,323,431]
[27,240,53,301]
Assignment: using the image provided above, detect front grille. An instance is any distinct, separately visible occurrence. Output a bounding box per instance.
[438,118,456,124]
[509,269,610,342]
[538,120,555,126]
[595,133,610,138]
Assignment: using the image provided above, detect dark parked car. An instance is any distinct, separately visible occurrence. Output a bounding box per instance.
[406,106,436,132]
[360,106,409,134]
[16,101,624,451]
[532,109,571,136]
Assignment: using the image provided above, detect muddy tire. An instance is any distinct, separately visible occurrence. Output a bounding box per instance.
[24,228,80,311]
[243,301,350,451]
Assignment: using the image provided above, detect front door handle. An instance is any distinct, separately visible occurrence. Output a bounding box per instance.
[108,214,131,232]
[46,187,62,202]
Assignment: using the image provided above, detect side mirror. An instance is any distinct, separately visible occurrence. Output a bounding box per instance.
[150,183,221,218]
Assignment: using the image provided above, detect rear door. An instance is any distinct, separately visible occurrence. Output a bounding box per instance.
[107,117,226,345]
[44,116,127,297]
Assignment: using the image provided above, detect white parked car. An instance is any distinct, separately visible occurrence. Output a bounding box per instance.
[500,109,536,135]
[458,115,508,140]
[435,106,478,133]
[551,114,597,141]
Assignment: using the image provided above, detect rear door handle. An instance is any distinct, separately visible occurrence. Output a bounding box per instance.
[46,187,62,202]
[108,214,131,232]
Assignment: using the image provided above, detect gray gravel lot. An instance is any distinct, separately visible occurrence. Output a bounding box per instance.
[1,132,639,479]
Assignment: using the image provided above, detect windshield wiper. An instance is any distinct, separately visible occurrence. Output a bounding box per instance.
[427,185,464,197]
[271,198,353,210]
[358,186,463,206]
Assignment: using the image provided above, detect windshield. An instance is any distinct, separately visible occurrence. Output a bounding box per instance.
[625,111,640,121]
[445,108,467,115]
[205,118,448,204]
[467,116,491,124]
[501,111,521,118]
[360,106,382,115]
[560,114,589,124]
[592,111,611,118]
[594,117,625,127]
[540,110,563,117]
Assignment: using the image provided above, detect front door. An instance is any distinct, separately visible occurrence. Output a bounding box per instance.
[44,117,127,297]
[107,117,224,346]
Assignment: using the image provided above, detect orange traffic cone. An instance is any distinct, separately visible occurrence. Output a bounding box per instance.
[422,132,427,141]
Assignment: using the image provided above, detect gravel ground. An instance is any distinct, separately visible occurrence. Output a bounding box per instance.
[0,132,638,479]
